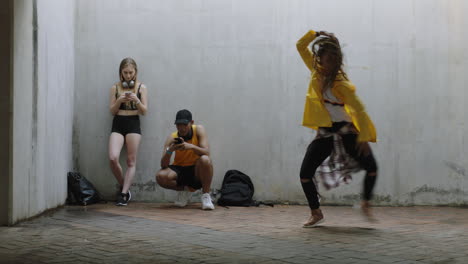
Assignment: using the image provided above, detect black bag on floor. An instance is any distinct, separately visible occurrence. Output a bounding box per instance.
[217,170,255,206]
[67,172,101,206]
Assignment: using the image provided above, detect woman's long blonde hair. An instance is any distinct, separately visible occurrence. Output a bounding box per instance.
[118,57,138,83]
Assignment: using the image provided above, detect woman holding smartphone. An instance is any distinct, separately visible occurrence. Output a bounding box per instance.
[109,57,148,206]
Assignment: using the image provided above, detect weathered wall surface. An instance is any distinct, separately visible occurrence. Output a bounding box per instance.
[74,0,468,205]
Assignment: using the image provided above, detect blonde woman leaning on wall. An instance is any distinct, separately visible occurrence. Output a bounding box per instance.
[109,57,148,206]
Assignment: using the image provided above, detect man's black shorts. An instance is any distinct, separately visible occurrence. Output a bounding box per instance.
[169,165,202,190]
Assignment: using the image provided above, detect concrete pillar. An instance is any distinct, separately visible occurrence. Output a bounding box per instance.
[0,0,13,225]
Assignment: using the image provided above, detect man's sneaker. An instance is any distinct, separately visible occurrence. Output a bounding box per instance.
[201,193,215,210]
[116,192,129,206]
[174,189,193,207]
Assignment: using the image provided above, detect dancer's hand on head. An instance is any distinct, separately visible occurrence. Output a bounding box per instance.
[317,31,333,37]
[317,31,337,41]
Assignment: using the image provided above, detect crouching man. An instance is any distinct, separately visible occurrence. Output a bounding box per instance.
[155,109,215,210]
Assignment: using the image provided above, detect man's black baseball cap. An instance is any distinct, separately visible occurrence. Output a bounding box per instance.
[174,109,192,124]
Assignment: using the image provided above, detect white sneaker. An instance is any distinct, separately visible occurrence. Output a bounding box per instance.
[201,193,215,210]
[174,189,193,207]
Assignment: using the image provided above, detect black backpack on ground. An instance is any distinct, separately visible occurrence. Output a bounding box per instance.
[217,170,255,206]
[67,172,102,206]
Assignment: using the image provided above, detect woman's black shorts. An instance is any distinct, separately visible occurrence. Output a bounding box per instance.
[111,115,141,136]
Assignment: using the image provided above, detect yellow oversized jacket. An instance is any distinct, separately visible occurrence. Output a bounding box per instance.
[296,30,377,142]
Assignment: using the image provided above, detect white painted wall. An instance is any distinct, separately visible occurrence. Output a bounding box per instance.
[11,0,75,224]
[74,0,468,205]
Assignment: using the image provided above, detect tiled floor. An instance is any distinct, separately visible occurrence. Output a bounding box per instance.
[1,203,467,263]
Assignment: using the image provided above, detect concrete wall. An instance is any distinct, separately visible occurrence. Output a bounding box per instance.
[0,0,13,225]
[74,0,468,205]
[10,0,75,224]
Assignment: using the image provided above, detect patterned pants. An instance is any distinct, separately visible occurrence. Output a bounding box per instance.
[300,122,378,209]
